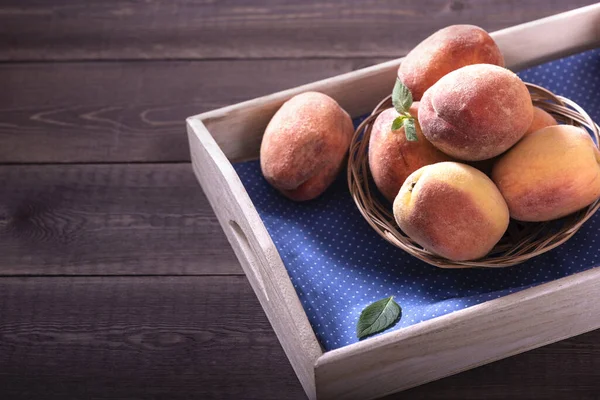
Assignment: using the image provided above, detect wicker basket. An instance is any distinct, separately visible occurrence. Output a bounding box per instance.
[347,83,600,268]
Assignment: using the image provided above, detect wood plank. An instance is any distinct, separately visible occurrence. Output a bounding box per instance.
[0,59,380,163]
[0,163,241,275]
[0,0,596,61]
[390,331,600,399]
[196,3,600,163]
[0,275,305,400]
[0,275,598,399]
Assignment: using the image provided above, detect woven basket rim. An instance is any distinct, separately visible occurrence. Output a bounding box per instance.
[347,82,600,268]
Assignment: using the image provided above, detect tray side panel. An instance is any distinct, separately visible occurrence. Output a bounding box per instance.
[197,3,600,164]
[187,119,322,399]
[496,3,600,71]
[315,267,600,400]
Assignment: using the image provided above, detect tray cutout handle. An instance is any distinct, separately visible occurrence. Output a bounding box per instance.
[229,220,270,301]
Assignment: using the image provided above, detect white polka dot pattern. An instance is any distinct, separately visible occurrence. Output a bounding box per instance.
[234,49,600,351]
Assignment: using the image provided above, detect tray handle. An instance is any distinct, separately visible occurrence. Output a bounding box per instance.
[228,219,270,301]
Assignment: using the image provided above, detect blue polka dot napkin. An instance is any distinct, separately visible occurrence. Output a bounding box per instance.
[234,48,600,351]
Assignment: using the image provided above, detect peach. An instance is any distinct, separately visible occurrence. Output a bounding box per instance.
[393,162,509,261]
[260,92,353,201]
[524,106,558,136]
[492,125,600,222]
[368,103,451,202]
[419,64,533,161]
[397,25,504,100]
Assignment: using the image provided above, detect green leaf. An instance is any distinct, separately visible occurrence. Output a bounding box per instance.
[356,296,402,339]
[403,118,418,141]
[391,116,405,131]
[392,78,413,114]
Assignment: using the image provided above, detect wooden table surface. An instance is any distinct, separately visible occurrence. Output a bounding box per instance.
[1,1,599,399]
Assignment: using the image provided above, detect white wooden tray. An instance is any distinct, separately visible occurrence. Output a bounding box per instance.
[187,5,600,399]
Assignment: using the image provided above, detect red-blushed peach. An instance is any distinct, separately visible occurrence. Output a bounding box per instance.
[368,103,452,202]
[492,125,600,222]
[397,25,504,100]
[469,107,555,174]
[524,106,558,136]
[419,64,533,161]
[260,92,353,201]
[393,162,509,261]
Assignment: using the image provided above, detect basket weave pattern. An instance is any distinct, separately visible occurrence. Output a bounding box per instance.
[347,83,600,268]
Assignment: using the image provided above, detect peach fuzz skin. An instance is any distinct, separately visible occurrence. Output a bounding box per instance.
[524,106,558,136]
[492,125,600,222]
[419,64,533,161]
[260,92,353,201]
[393,162,509,261]
[397,25,504,100]
[368,103,452,202]
[469,107,556,175]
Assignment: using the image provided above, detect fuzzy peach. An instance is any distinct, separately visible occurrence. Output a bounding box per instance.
[492,125,600,222]
[419,64,533,161]
[393,162,509,261]
[397,25,504,100]
[260,92,353,201]
[368,103,451,202]
[524,106,558,136]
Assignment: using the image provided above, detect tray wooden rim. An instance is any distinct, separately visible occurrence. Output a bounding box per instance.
[188,4,600,400]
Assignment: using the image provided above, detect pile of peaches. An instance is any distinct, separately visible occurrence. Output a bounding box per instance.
[259,25,600,262]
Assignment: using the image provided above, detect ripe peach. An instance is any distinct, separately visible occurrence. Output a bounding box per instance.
[368,103,451,202]
[419,64,533,161]
[260,92,353,201]
[393,162,509,261]
[524,106,558,136]
[492,125,600,221]
[397,25,504,100]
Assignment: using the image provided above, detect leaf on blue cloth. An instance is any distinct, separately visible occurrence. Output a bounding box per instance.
[356,296,402,339]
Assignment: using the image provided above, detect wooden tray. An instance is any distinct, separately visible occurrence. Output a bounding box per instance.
[187,5,600,400]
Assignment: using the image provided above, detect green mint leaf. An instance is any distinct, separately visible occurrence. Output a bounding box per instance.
[356,296,402,339]
[392,78,413,114]
[403,118,418,141]
[391,116,405,131]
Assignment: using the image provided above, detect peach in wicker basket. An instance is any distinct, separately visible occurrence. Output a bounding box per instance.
[348,83,600,268]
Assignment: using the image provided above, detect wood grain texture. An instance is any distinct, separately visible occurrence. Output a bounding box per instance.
[0,0,596,61]
[0,163,240,275]
[2,2,600,399]
[0,275,305,400]
[0,59,380,163]
[0,274,598,400]
[196,3,600,163]
[388,330,600,399]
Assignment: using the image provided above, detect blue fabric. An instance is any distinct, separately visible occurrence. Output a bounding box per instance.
[234,48,600,351]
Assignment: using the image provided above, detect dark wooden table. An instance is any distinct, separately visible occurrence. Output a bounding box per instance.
[1,1,599,399]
